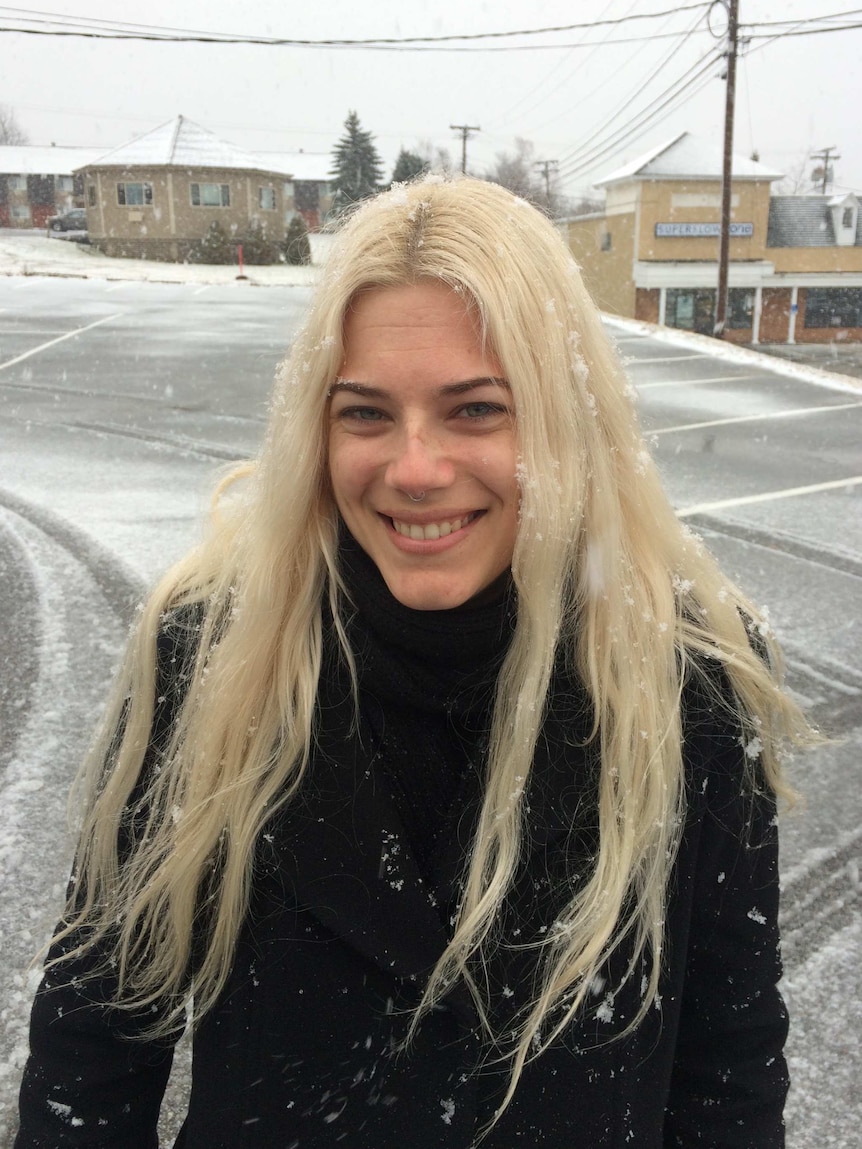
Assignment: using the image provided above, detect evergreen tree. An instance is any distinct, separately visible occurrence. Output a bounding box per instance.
[390,148,428,185]
[330,110,384,212]
[188,220,233,264]
[282,214,312,265]
[240,220,279,265]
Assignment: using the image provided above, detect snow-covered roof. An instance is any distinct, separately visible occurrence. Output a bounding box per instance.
[767,196,862,247]
[0,145,105,175]
[254,151,332,182]
[81,116,297,176]
[595,132,784,186]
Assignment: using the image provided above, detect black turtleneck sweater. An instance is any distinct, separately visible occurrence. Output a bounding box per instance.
[337,531,517,884]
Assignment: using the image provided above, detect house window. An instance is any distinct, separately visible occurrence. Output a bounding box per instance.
[9,174,27,191]
[56,175,74,193]
[727,288,755,329]
[283,181,295,199]
[117,182,153,206]
[259,186,276,210]
[600,232,612,252]
[88,185,96,206]
[842,206,855,229]
[11,204,31,220]
[804,288,862,328]
[190,182,230,207]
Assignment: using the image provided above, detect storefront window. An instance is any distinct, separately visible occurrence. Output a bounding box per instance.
[728,288,755,329]
[805,288,862,328]
[666,289,716,335]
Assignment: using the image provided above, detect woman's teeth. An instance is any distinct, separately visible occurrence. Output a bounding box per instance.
[392,512,478,541]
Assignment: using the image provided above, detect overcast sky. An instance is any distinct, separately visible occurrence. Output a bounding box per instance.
[2,0,860,197]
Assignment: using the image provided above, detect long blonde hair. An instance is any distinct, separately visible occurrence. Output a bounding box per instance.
[59,176,809,1119]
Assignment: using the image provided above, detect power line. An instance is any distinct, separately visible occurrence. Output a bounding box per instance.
[485,0,629,131]
[0,24,718,51]
[0,4,711,45]
[555,64,719,187]
[547,10,709,169]
[745,21,862,39]
[556,49,722,182]
[742,7,862,30]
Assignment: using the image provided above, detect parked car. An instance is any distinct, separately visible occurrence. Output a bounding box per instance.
[47,209,88,232]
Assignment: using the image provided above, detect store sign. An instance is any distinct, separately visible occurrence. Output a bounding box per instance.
[655,222,754,237]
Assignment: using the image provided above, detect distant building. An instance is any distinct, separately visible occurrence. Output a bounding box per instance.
[0,145,103,228]
[77,116,333,261]
[561,132,862,344]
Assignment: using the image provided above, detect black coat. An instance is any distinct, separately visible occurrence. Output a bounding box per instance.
[16,640,788,1149]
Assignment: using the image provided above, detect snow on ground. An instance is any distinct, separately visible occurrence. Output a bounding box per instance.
[1,265,859,1146]
[2,231,860,395]
[0,231,331,287]
[605,315,862,395]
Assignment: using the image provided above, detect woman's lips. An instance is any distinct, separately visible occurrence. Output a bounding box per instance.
[389,510,481,541]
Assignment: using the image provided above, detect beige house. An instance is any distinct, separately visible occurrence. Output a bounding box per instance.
[562,132,862,344]
[78,116,332,261]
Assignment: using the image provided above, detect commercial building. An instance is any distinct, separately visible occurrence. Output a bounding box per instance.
[562,132,862,344]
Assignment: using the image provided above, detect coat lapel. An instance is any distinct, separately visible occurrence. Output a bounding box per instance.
[265,675,456,988]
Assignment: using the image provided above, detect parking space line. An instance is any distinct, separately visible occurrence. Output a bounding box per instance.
[677,476,862,517]
[193,286,210,296]
[627,354,706,365]
[105,283,127,293]
[637,374,757,391]
[651,399,862,435]
[0,313,122,373]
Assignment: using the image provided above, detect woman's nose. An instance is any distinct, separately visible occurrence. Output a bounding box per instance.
[384,428,456,495]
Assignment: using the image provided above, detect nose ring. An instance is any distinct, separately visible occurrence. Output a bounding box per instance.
[408,492,426,503]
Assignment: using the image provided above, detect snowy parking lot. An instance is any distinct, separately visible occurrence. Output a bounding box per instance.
[0,272,860,1146]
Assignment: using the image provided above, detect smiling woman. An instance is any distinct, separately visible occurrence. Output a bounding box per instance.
[15,177,814,1149]
[329,282,520,609]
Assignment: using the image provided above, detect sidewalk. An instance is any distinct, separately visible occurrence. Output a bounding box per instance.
[748,341,862,382]
[0,231,329,287]
[604,315,862,394]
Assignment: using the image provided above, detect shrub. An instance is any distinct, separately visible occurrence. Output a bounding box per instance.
[282,214,311,265]
[239,220,279,265]
[187,221,233,264]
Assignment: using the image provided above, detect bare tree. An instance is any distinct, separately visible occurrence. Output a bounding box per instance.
[0,105,29,146]
[774,152,815,195]
[484,138,544,206]
[568,195,605,217]
[416,138,453,175]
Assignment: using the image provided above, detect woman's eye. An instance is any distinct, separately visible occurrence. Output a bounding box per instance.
[339,406,386,422]
[459,401,506,419]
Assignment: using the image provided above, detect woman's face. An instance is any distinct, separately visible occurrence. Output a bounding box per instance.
[328,281,519,611]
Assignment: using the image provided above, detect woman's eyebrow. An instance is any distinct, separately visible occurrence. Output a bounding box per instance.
[330,376,510,398]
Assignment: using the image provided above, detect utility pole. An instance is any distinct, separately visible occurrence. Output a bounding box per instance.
[534,159,559,212]
[811,146,840,194]
[450,124,480,174]
[714,0,739,339]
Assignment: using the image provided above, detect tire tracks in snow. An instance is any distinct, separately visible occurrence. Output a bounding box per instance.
[780,826,862,973]
[0,491,139,1138]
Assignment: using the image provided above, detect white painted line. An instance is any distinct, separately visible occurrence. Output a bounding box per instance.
[105,283,127,293]
[627,354,707,365]
[193,285,210,296]
[637,374,757,391]
[651,400,862,435]
[0,312,122,373]
[677,476,862,517]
